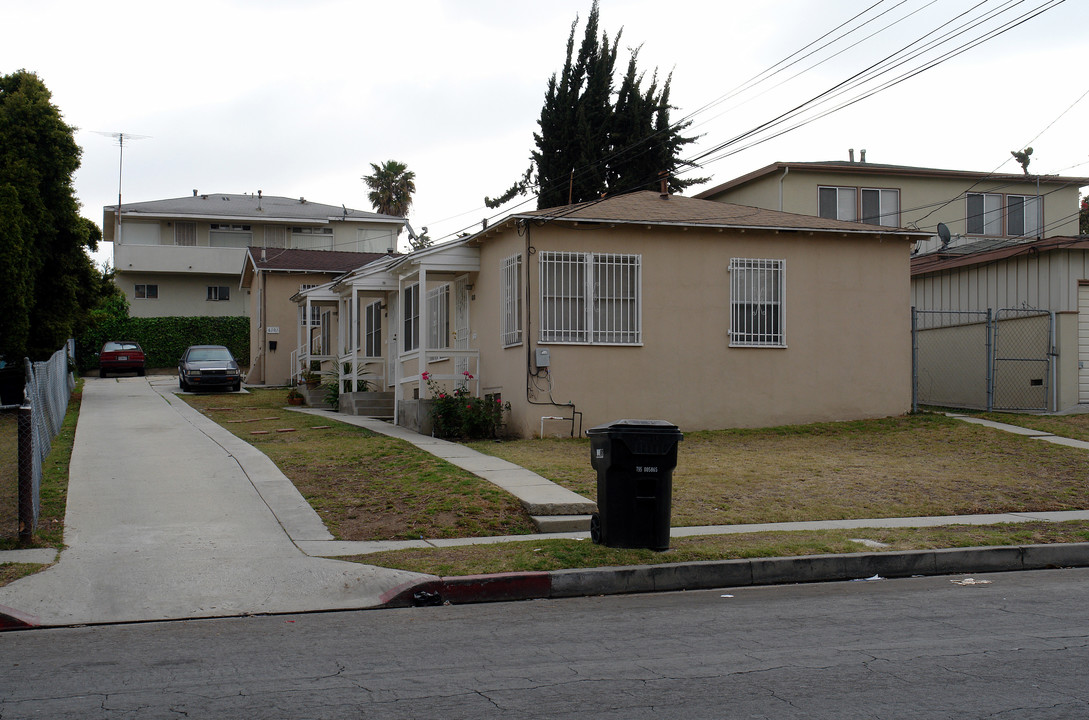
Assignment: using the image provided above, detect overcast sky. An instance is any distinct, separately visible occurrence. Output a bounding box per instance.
[4,0,1088,264]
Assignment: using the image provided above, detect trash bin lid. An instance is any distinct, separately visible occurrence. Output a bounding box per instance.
[586,419,681,435]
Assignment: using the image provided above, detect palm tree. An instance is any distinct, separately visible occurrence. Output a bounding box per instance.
[362,160,416,217]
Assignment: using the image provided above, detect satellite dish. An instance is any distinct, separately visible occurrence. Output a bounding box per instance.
[937,223,951,247]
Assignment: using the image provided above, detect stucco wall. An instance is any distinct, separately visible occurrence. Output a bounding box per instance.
[469,222,912,436]
[118,272,249,318]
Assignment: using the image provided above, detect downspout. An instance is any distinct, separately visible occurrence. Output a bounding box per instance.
[778,166,789,212]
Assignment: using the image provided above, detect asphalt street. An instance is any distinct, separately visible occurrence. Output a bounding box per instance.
[1,567,1086,718]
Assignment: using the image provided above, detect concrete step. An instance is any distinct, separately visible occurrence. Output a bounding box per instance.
[531,514,592,533]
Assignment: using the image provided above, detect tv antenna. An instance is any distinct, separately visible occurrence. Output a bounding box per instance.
[92,131,150,242]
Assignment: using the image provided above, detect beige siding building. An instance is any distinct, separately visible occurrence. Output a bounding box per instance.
[105,193,404,319]
[695,158,1088,255]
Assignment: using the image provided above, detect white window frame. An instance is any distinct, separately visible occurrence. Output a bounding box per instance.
[427,284,450,360]
[966,193,1003,236]
[403,283,420,352]
[290,226,334,251]
[135,283,158,300]
[818,186,857,222]
[365,300,382,358]
[174,221,196,246]
[860,188,900,227]
[501,254,523,347]
[209,223,252,248]
[539,252,641,345]
[1006,194,1042,237]
[729,258,785,348]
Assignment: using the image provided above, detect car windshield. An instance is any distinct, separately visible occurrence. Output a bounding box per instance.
[103,342,140,352]
[187,348,233,363]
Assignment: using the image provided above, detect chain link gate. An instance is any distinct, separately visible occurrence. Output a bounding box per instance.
[912,308,1053,413]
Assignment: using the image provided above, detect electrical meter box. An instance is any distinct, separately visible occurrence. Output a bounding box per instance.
[536,348,551,367]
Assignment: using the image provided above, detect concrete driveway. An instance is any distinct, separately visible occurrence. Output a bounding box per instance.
[0,376,427,626]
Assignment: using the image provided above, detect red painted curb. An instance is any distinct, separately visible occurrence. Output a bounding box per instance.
[379,572,552,608]
[0,604,40,631]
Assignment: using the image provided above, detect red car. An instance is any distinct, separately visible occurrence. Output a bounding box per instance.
[99,341,146,377]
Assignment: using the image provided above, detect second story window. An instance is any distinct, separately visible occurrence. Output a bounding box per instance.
[966,193,1003,236]
[175,221,196,246]
[1007,195,1042,237]
[209,223,252,248]
[820,186,899,226]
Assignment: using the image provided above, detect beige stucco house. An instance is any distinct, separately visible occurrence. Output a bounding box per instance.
[104,192,404,319]
[295,191,928,436]
[240,248,393,386]
[695,156,1088,255]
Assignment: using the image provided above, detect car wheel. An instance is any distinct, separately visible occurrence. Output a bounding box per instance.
[232,381,241,392]
[179,378,188,391]
[100,370,108,378]
[137,368,146,377]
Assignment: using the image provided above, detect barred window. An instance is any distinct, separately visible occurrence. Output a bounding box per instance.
[539,252,641,344]
[500,254,522,347]
[365,301,382,358]
[729,258,785,347]
[427,284,450,351]
[403,283,420,352]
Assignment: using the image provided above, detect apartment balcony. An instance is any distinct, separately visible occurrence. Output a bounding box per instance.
[114,243,248,276]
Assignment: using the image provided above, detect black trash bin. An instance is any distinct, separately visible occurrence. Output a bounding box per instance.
[586,419,683,551]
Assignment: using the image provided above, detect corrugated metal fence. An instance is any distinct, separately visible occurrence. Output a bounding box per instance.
[912,308,1053,413]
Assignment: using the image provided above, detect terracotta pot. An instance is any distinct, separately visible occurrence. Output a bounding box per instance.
[287,397,304,405]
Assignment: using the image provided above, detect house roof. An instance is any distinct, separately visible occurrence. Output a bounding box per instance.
[911,235,1089,276]
[104,193,404,238]
[694,161,1089,199]
[240,248,392,288]
[503,190,929,237]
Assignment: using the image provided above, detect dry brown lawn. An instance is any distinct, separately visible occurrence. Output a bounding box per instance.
[470,414,1089,526]
[182,389,536,541]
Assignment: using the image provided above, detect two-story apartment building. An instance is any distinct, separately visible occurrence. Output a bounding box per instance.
[104,192,405,318]
[694,155,1088,254]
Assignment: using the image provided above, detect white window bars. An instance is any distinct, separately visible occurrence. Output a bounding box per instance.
[729,258,785,347]
[539,251,641,344]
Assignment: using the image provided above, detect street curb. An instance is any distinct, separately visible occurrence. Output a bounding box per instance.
[0,603,40,632]
[377,542,1089,608]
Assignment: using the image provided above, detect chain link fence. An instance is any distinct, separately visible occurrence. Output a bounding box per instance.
[1,344,74,542]
[912,308,1053,413]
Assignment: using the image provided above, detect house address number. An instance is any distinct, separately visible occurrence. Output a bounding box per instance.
[266,326,280,334]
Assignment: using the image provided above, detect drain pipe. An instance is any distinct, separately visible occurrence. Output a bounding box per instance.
[778,166,789,211]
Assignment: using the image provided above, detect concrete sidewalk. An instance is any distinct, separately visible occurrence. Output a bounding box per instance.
[0,377,427,628]
[5,386,1089,629]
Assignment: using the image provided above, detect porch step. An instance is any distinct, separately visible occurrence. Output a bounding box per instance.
[340,391,395,418]
[531,514,592,533]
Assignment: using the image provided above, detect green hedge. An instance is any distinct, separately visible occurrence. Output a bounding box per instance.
[77,316,250,371]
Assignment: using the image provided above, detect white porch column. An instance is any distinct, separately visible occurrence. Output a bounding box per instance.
[350,286,359,391]
[418,265,429,400]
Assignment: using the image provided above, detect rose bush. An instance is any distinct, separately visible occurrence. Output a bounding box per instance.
[423,370,509,439]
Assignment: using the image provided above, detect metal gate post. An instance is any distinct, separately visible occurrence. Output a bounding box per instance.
[985,309,994,412]
[911,306,918,413]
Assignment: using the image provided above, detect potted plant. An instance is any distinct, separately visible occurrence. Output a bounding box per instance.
[286,388,305,405]
[300,361,321,389]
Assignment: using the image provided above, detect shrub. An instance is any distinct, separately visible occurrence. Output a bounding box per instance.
[424,371,508,440]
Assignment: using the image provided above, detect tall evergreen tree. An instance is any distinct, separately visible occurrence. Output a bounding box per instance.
[0,69,102,361]
[486,1,704,211]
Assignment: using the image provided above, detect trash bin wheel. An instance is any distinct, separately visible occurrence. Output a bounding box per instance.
[590,512,602,544]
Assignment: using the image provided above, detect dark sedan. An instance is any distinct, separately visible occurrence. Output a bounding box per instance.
[178,345,242,392]
[99,341,146,377]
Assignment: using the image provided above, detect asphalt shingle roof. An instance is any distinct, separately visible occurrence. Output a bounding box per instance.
[109,193,402,224]
[247,248,391,273]
[513,190,926,235]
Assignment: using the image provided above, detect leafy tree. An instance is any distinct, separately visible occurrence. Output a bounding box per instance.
[0,69,102,361]
[486,1,704,210]
[362,160,416,217]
